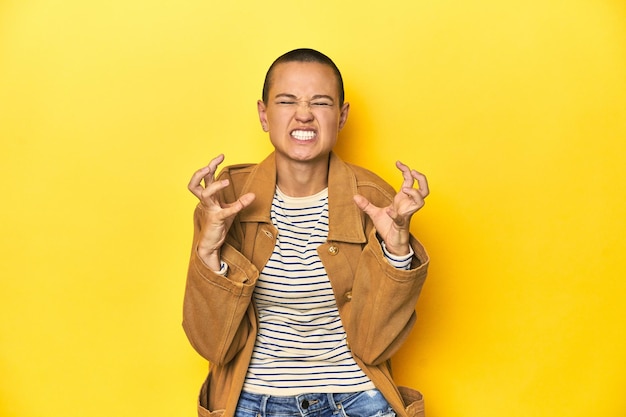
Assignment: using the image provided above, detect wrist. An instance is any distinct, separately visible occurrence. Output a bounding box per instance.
[376,233,410,256]
[384,243,411,257]
[381,241,414,270]
[196,246,221,271]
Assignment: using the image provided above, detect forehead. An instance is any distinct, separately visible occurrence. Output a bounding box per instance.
[269,61,340,98]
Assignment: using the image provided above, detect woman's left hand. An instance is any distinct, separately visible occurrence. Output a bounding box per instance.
[353,161,429,256]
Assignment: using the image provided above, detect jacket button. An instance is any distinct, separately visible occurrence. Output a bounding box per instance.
[344,291,352,301]
[328,245,339,255]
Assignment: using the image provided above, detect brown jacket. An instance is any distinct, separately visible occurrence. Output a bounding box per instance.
[183,152,429,417]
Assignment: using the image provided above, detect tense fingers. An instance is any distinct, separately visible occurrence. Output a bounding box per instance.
[411,170,429,199]
[396,160,429,199]
[188,154,226,198]
[188,166,210,198]
[396,161,414,188]
[205,154,225,182]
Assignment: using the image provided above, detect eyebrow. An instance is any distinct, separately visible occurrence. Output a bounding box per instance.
[274,93,335,102]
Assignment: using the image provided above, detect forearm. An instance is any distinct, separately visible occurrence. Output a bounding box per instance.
[182,242,259,365]
[347,231,428,365]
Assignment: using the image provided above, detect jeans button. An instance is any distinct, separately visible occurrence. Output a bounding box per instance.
[301,399,310,409]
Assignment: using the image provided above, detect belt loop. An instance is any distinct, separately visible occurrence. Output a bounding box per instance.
[259,394,269,417]
[328,393,340,412]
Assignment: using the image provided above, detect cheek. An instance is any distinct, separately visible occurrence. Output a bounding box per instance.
[266,111,289,128]
[321,115,342,131]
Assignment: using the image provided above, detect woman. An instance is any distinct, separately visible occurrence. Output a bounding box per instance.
[184,48,430,417]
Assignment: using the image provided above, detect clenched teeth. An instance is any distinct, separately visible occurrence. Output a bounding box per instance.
[291,130,316,141]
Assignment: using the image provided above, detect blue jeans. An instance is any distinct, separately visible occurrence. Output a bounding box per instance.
[234,389,396,417]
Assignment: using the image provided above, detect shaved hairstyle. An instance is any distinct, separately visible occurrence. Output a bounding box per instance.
[262,48,345,106]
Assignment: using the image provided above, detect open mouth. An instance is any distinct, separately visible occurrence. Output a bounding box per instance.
[291,130,317,141]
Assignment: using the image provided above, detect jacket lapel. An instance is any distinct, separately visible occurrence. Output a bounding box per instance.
[238,151,367,244]
[327,153,367,244]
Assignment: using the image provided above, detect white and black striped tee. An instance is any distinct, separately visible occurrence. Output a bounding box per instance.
[242,187,411,395]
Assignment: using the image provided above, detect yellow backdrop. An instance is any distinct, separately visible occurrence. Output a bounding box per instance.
[1,0,625,416]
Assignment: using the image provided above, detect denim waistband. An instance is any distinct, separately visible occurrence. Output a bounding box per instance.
[236,389,393,417]
[240,391,357,413]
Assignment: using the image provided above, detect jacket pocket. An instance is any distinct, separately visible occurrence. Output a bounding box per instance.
[197,376,225,417]
[198,406,224,417]
[398,386,425,417]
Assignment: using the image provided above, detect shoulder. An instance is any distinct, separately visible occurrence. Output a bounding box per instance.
[215,163,258,202]
[343,161,396,205]
[217,163,257,178]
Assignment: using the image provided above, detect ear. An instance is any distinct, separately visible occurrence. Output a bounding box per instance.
[257,100,269,132]
[338,102,350,131]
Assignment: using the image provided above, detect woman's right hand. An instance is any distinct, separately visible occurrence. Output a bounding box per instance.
[187,154,256,270]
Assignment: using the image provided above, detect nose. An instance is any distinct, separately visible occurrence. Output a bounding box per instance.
[294,101,314,123]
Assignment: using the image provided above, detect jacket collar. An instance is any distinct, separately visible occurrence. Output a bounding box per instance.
[239,152,367,244]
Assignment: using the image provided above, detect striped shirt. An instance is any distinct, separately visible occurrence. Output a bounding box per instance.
[242,187,412,395]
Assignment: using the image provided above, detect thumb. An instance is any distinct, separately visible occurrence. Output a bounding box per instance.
[353,194,378,216]
[238,192,256,209]
[223,192,256,217]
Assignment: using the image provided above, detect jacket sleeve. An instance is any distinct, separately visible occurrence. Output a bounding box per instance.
[346,228,429,366]
[182,204,259,366]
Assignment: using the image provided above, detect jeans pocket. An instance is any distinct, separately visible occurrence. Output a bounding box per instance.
[340,389,396,417]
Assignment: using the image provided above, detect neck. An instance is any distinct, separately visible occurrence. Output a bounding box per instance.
[275,155,330,197]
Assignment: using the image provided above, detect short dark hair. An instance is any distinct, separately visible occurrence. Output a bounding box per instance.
[262,48,345,106]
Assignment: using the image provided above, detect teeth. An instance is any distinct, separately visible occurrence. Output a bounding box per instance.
[292,130,316,141]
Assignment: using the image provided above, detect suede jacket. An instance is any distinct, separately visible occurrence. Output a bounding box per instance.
[183,152,429,417]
